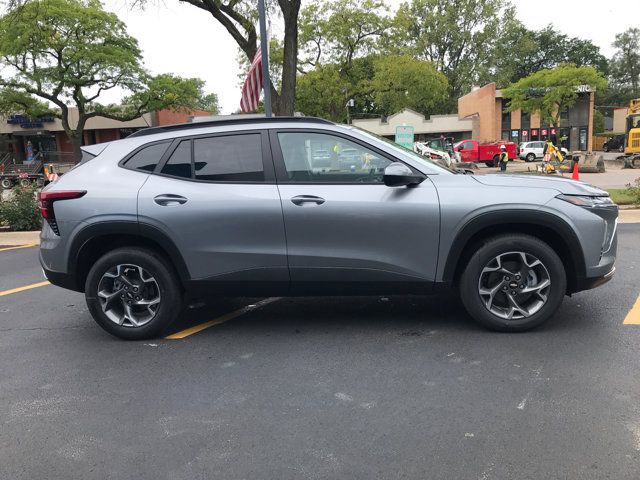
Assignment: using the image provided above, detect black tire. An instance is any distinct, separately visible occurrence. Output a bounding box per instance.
[1,178,12,189]
[484,161,494,168]
[619,145,625,153]
[526,153,536,162]
[603,145,609,152]
[459,234,566,332]
[492,155,500,167]
[19,178,31,188]
[85,247,182,340]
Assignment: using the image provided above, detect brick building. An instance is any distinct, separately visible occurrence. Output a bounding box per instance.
[1,108,211,162]
[458,83,596,152]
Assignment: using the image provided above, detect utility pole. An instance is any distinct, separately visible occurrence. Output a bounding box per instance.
[258,0,272,117]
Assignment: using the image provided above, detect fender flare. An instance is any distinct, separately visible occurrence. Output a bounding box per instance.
[68,221,190,289]
[441,209,587,285]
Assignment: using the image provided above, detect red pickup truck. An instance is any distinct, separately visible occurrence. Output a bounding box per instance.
[454,139,517,167]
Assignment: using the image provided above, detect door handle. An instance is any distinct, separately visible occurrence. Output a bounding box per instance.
[154,194,188,206]
[291,195,325,206]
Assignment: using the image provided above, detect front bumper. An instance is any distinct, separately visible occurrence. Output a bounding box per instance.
[574,267,615,293]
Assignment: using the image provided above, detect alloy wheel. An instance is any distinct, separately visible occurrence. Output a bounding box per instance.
[97,264,161,328]
[478,251,551,320]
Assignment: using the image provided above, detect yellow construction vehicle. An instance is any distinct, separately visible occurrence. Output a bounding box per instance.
[625,98,640,155]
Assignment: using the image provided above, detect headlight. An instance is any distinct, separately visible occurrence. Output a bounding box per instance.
[556,194,615,208]
[557,194,618,255]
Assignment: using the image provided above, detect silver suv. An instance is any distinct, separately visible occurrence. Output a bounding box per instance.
[38,117,618,339]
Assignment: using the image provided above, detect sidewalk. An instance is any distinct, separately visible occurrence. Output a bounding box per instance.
[0,230,40,246]
[620,209,640,224]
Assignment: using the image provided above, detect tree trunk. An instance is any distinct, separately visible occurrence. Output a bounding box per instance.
[70,134,83,163]
[274,0,301,116]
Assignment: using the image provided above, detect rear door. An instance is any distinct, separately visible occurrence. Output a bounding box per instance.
[534,142,544,157]
[270,129,440,292]
[137,130,288,288]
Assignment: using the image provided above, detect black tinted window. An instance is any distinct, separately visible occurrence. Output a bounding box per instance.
[126,142,169,172]
[193,134,263,182]
[161,141,192,179]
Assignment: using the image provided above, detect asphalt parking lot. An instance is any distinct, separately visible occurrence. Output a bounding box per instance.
[1,226,640,480]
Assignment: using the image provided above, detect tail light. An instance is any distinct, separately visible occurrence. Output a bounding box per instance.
[37,190,86,235]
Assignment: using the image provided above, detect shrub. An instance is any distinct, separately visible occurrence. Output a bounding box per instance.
[0,186,42,231]
[626,177,640,207]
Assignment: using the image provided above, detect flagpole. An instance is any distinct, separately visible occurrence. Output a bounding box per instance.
[258,0,272,117]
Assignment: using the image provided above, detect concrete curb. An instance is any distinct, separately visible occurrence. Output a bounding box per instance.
[0,231,41,246]
[619,209,640,224]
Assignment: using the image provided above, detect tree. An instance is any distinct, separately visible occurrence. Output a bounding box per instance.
[295,55,448,122]
[502,65,608,127]
[392,0,516,106]
[0,0,209,160]
[368,56,448,116]
[295,64,350,121]
[609,28,640,98]
[196,93,220,114]
[298,0,391,72]
[175,0,301,116]
[489,26,608,87]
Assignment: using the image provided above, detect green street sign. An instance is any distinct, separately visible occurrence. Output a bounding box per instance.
[395,125,414,149]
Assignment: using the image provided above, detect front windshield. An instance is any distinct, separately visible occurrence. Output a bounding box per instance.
[349,126,456,174]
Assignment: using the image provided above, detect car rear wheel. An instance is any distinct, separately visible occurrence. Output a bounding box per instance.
[484,161,494,167]
[603,145,609,152]
[85,247,182,340]
[459,234,566,332]
[526,153,536,162]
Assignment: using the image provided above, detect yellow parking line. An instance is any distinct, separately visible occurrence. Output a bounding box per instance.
[0,281,50,297]
[623,294,640,325]
[0,244,37,252]
[166,297,280,340]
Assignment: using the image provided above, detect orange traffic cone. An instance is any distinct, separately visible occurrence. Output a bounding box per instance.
[571,162,579,181]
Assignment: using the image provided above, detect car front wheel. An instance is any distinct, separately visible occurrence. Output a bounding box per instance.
[526,153,536,162]
[85,247,182,340]
[459,234,566,332]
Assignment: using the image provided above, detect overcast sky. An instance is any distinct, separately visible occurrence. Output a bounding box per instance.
[103,0,638,114]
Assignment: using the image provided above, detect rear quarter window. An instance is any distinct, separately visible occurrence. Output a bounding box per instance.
[124,142,171,172]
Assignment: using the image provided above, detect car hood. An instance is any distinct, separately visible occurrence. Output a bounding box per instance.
[472,174,608,196]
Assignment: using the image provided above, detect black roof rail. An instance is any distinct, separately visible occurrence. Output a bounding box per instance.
[128,116,335,138]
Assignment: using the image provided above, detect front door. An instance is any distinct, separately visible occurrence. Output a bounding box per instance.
[137,130,288,288]
[271,130,440,292]
[457,140,475,162]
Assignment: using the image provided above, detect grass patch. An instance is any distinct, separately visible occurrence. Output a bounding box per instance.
[607,188,637,206]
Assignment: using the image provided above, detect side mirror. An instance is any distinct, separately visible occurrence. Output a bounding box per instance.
[457,146,464,151]
[383,162,424,187]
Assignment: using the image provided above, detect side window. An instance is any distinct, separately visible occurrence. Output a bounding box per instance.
[125,142,170,172]
[277,132,392,183]
[193,134,263,182]
[161,140,192,179]
[462,141,474,150]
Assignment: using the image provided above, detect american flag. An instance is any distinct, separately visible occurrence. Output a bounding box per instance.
[240,50,263,113]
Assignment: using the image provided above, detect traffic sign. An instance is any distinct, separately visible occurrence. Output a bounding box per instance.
[395,125,414,149]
